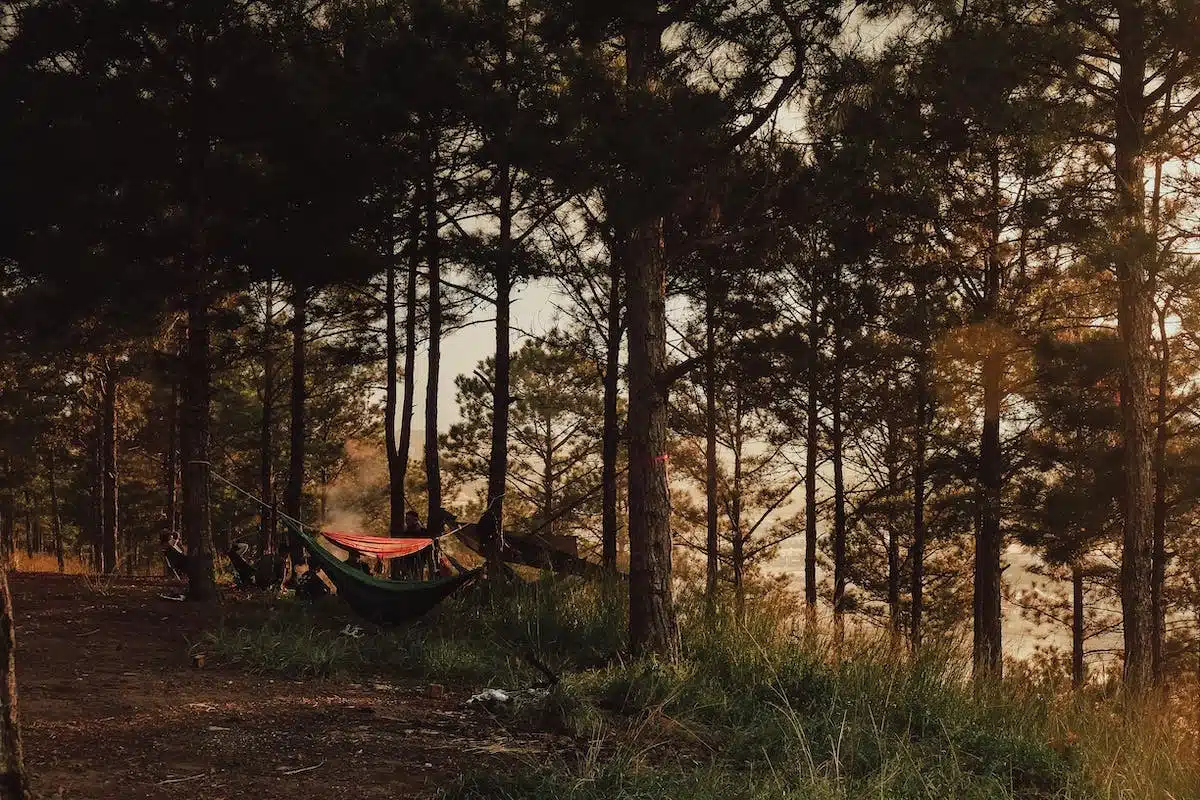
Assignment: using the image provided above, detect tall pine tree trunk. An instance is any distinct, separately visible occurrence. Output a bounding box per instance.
[1114,0,1154,690]
[831,315,846,643]
[974,149,1004,677]
[1150,154,1168,685]
[624,8,678,660]
[886,409,901,641]
[911,283,930,650]
[484,0,514,576]
[48,448,63,573]
[0,567,27,799]
[285,286,308,564]
[422,124,444,541]
[180,20,215,601]
[804,277,820,628]
[731,403,745,621]
[704,281,719,617]
[1072,562,1086,688]
[385,237,404,535]
[165,367,178,552]
[181,291,215,601]
[100,361,119,574]
[392,210,421,578]
[259,278,277,555]
[601,253,622,575]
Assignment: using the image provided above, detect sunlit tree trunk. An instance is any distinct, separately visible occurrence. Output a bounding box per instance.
[284,285,308,569]
[0,567,27,799]
[601,251,623,574]
[1114,0,1154,690]
[624,5,677,660]
[1072,562,1086,688]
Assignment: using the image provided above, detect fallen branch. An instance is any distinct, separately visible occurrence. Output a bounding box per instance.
[281,762,324,776]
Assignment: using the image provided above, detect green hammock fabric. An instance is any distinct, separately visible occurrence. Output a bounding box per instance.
[283,521,481,625]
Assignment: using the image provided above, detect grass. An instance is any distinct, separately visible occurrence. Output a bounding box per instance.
[203,578,1200,800]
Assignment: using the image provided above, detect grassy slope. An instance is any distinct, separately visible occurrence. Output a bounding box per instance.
[205,579,1200,800]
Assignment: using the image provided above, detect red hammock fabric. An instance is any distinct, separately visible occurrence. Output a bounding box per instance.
[320,530,433,559]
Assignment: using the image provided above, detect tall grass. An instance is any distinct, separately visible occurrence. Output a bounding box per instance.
[204,577,1200,800]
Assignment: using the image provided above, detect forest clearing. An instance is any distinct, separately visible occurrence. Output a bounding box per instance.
[5,0,1200,796]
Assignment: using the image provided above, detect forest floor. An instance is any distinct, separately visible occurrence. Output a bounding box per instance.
[13,573,559,800]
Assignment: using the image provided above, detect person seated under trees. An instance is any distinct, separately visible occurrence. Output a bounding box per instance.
[295,558,329,599]
[346,549,372,576]
[254,542,288,589]
[228,543,256,588]
[162,532,188,579]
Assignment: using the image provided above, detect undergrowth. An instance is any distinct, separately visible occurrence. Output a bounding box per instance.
[204,578,1200,800]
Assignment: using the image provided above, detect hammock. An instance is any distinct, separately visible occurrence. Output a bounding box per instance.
[320,530,432,560]
[284,520,480,625]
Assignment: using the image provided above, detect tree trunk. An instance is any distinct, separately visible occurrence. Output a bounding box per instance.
[100,361,119,574]
[704,281,719,618]
[1152,303,1169,684]
[259,277,277,555]
[20,494,31,562]
[385,235,404,535]
[831,313,846,644]
[181,290,216,601]
[48,448,63,573]
[1072,562,1086,688]
[91,411,103,570]
[731,402,745,622]
[804,276,820,628]
[285,285,308,566]
[484,0,514,576]
[1150,153,1168,686]
[601,252,622,574]
[976,348,1004,676]
[1114,0,1154,691]
[886,409,901,642]
[974,148,1004,678]
[911,284,930,651]
[165,367,178,553]
[180,20,215,601]
[392,210,421,577]
[623,9,678,660]
[422,123,444,541]
[0,568,28,799]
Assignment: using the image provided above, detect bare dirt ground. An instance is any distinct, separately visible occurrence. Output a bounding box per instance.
[13,573,557,800]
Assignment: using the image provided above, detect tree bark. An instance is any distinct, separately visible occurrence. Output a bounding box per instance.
[180,18,215,601]
[48,448,63,573]
[483,0,514,576]
[804,275,820,628]
[385,231,404,535]
[181,290,216,601]
[0,567,28,799]
[1150,152,1168,686]
[1152,302,1169,683]
[165,366,178,553]
[1114,0,1154,691]
[600,252,623,575]
[259,277,277,555]
[731,398,745,622]
[911,283,930,651]
[100,361,119,574]
[831,306,847,644]
[974,148,1004,678]
[285,285,308,565]
[1072,562,1086,688]
[392,208,421,577]
[704,280,719,618]
[886,407,901,641]
[422,123,444,541]
[624,9,679,660]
